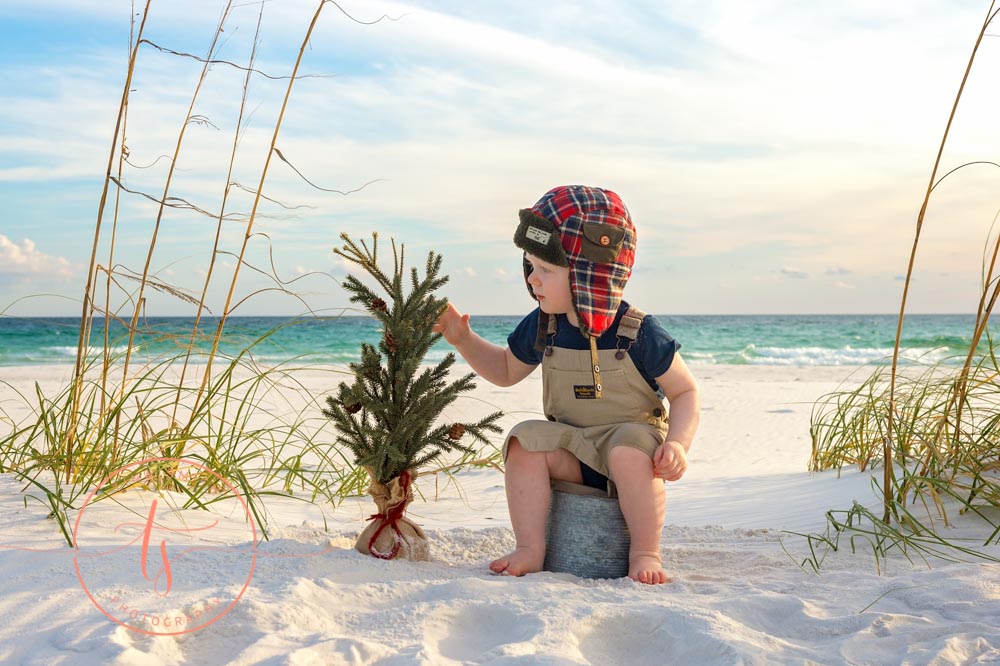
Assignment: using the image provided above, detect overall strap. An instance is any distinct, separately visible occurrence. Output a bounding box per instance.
[589,336,602,399]
[617,306,647,341]
[532,312,560,353]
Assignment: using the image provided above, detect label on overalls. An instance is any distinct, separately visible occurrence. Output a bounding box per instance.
[573,385,597,399]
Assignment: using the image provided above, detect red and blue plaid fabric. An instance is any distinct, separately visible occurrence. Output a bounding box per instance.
[528,185,636,338]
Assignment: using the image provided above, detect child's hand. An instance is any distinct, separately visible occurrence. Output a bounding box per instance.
[432,301,471,346]
[652,440,688,482]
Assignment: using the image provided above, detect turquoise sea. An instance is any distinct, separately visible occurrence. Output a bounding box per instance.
[0,314,990,367]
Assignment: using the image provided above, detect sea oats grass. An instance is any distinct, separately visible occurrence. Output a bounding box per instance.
[799,1,1000,571]
[2,2,503,547]
[0,325,355,544]
[806,355,1000,569]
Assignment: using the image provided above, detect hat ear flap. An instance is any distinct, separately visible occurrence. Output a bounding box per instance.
[514,209,568,267]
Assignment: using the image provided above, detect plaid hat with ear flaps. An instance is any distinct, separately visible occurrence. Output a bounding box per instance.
[513,185,637,339]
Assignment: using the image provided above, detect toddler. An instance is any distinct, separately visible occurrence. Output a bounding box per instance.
[434,185,700,584]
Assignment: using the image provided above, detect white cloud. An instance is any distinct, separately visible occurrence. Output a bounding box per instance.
[0,235,75,277]
[778,267,809,280]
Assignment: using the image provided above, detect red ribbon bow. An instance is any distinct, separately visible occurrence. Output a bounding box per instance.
[366,469,412,560]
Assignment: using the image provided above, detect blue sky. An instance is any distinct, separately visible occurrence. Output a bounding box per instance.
[1,0,999,316]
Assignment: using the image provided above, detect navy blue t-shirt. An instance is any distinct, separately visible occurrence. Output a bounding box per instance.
[507,301,680,392]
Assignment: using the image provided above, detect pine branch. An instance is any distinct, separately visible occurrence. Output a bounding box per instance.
[325,233,505,485]
[334,232,392,292]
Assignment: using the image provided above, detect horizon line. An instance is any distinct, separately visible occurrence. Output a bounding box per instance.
[1,312,991,319]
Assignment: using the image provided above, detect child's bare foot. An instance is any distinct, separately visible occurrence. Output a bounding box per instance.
[628,551,671,585]
[489,545,545,576]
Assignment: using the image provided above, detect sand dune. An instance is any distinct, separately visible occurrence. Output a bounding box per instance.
[1,363,998,665]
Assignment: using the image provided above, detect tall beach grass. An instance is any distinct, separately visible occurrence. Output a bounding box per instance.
[0,1,502,546]
[801,1,1000,571]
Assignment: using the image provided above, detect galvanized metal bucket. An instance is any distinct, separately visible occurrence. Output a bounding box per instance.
[543,479,630,579]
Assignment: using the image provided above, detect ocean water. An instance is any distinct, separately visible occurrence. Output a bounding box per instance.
[0,314,990,368]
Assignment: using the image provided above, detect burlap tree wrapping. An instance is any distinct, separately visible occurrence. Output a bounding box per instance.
[324,233,502,560]
[356,470,428,560]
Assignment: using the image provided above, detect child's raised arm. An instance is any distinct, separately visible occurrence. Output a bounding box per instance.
[434,302,536,387]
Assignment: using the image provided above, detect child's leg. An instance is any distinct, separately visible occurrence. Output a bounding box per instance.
[490,437,583,576]
[607,445,669,585]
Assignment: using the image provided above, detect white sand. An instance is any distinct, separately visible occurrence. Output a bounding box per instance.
[1,363,998,665]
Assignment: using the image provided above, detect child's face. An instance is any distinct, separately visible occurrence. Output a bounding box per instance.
[525,253,574,318]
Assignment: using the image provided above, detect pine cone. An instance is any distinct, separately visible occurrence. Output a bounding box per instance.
[371,297,387,313]
[344,402,362,414]
[447,423,466,440]
[384,331,398,352]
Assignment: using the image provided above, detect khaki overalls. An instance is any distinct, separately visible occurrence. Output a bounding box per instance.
[504,307,669,479]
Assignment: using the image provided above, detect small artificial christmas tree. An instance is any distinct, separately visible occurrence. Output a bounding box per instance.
[324,232,503,560]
